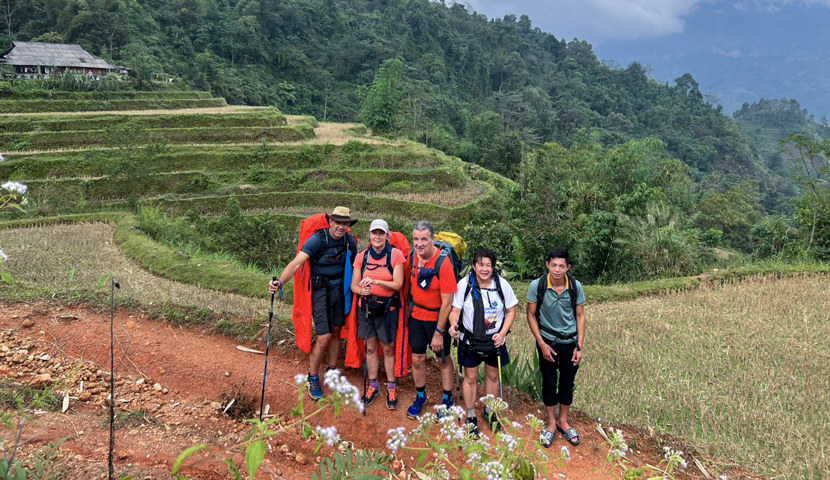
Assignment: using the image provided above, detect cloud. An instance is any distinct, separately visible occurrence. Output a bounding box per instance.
[712,47,744,57]
[461,0,830,43]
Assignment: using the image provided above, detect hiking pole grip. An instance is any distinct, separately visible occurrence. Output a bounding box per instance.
[275,276,284,300]
[259,278,277,421]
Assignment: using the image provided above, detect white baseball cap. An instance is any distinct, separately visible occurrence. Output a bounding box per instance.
[369,219,389,233]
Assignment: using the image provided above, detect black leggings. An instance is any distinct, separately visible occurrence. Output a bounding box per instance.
[537,340,580,407]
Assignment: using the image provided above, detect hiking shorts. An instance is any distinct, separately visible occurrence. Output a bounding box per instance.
[408,317,451,356]
[358,306,398,345]
[311,283,345,336]
[458,340,510,369]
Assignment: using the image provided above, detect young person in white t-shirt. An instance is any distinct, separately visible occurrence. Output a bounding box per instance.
[448,249,518,437]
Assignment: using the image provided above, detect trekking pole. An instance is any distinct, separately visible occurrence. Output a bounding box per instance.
[497,354,503,401]
[259,277,277,421]
[454,339,462,395]
[362,298,369,416]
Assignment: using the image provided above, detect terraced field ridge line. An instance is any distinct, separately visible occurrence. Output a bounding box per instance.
[0,105,261,117]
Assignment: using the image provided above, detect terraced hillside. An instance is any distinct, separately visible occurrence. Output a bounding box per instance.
[0,90,514,297]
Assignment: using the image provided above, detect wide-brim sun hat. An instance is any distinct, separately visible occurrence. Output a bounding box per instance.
[328,206,359,227]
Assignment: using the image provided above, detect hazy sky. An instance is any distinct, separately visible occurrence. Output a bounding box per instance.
[462,0,830,44]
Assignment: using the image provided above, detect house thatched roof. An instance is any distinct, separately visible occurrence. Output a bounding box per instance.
[0,41,119,70]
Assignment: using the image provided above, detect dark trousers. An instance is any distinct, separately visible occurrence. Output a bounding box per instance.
[537,339,580,407]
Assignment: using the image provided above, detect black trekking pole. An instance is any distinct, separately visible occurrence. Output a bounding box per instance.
[362,298,369,416]
[108,277,120,480]
[259,277,279,421]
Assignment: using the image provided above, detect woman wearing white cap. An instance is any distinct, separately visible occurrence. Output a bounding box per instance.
[350,219,406,409]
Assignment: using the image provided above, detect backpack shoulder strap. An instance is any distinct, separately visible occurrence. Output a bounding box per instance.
[567,273,578,313]
[535,274,547,306]
[360,246,371,275]
[309,229,329,267]
[493,275,506,305]
[385,245,394,276]
[434,249,449,279]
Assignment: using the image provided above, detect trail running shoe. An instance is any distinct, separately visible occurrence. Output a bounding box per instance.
[485,408,502,433]
[386,389,398,410]
[465,416,480,438]
[363,385,380,407]
[406,395,427,419]
[436,395,454,421]
[307,375,324,400]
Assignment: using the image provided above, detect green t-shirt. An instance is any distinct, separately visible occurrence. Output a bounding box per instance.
[527,274,586,344]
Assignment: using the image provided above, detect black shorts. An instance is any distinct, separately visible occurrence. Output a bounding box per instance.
[358,305,398,345]
[458,339,510,369]
[408,317,451,356]
[311,283,345,336]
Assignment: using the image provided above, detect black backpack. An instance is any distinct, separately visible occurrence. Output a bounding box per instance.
[360,244,395,277]
[309,228,357,269]
[457,272,508,357]
[534,273,579,341]
[408,241,464,283]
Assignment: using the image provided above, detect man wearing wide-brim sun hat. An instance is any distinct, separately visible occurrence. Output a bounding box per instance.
[270,206,358,400]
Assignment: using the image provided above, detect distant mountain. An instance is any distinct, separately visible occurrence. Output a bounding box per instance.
[595,3,830,119]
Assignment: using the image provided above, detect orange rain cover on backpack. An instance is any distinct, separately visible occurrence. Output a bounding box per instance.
[343,231,413,378]
[292,213,358,354]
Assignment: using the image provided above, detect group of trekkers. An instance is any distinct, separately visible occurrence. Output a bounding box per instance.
[268,206,587,448]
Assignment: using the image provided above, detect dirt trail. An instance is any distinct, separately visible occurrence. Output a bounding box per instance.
[0,301,696,479]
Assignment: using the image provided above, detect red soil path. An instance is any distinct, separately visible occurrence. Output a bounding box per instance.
[0,301,757,479]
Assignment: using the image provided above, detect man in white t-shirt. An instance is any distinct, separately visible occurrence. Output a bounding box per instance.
[448,249,518,436]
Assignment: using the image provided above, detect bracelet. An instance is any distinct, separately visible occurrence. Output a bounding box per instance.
[435,328,444,335]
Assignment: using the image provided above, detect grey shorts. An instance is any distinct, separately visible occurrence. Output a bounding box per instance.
[311,283,345,336]
[358,305,398,345]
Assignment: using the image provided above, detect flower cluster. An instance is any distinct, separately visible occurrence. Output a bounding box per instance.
[560,445,571,462]
[322,368,364,412]
[607,426,629,459]
[386,426,407,453]
[662,445,688,470]
[294,373,307,385]
[498,432,518,451]
[315,425,340,446]
[1,181,27,196]
[479,460,507,480]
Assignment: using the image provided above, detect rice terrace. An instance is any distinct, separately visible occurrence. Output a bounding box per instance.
[2,12,830,480]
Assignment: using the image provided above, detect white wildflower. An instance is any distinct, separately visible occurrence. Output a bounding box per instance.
[1,181,26,195]
[294,373,307,385]
[511,421,523,429]
[386,426,407,453]
[0,249,7,262]
[561,445,571,461]
[478,460,506,480]
[498,432,518,451]
[315,425,340,446]
[322,368,364,412]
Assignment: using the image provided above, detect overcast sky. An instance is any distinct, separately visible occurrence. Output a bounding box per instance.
[462,0,830,44]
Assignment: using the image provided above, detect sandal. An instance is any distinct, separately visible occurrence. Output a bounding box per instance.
[539,429,555,448]
[556,426,580,446]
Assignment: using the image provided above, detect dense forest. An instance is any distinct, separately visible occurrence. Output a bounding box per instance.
[2,0,829,279]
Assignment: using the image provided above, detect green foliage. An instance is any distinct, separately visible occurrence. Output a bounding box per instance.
[695,181,763,249]
[359,59,404,135]
[749,216,805,260]
[312,449,394,480]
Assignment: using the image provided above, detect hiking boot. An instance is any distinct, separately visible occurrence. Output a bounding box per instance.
[386,389,398,410]
[465,416,480,438]
[485,409,502,433]
[307,375,324,401]
[436,395,454,421]
[362,385,380,407]
[406,395,427,419]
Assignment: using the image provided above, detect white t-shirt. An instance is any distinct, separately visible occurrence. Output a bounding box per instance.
[452,275,519,336]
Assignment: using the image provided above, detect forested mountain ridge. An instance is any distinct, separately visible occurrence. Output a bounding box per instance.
[4,0,776,195]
